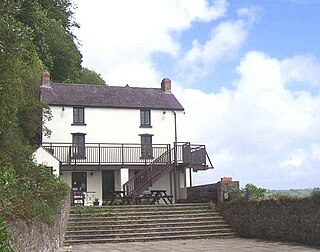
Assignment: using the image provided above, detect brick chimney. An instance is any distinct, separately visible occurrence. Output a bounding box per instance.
[221,177,233,182]
[161,78,171,93]
[41,71,51,87]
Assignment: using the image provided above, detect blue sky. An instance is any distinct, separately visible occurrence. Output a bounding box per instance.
[75,0,320,189]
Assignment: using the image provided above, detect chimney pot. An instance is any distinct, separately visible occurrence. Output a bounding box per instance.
[161,78,171,92]
[41,71,51,87]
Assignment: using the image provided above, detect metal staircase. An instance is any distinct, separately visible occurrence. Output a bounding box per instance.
[122,142,213,199]
[123,147,175,197]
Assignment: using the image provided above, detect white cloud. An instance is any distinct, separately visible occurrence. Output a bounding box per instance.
[174,51,320,189]
[177,19,248,82]
[281,54,320,87]
[75,0,228,85]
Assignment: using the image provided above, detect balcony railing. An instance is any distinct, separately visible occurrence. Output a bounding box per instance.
[41,142,211,169]
[42,142,170,165]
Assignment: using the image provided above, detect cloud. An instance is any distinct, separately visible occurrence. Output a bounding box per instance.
[176,7,257,83]
[281,54,320,87]
[75,0,228,86]
[177,19,247,82]
[174,51,320,189]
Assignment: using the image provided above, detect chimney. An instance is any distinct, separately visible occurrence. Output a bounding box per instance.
[41,71,51,87]
[221,177,233,182]
[161,78,171,92]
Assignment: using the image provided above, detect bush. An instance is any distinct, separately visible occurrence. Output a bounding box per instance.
[0,216,14,252]
[228,183,267,202]
[310,188,320,202]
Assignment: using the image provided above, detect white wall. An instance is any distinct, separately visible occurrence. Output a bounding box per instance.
[43,106,185,146]
[33,147,60,177]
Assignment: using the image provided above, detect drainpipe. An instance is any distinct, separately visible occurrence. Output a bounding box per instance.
[173,111,177,203]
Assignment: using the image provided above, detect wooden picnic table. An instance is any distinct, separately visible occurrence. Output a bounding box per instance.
[109,191,134,205]
[140,190,173,205]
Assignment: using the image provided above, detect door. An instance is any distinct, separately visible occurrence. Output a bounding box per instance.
[102,171,115,200]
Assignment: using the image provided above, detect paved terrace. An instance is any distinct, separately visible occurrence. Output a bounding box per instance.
[57,238,320,252]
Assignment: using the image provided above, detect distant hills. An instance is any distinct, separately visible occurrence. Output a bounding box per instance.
[267,188,316,197]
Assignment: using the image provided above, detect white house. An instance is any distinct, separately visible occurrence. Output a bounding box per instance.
[37,71,212,205]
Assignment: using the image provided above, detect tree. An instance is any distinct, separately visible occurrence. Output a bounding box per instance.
[79,67,106,85]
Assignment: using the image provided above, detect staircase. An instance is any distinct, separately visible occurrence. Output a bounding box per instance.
[123,147,174,197]
[64,203,237,245]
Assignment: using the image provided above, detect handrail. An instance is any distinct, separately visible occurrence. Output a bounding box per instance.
[41,143,169,165]
[123,146,174,197]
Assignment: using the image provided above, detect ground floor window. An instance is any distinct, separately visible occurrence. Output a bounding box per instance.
[72,172,87,192]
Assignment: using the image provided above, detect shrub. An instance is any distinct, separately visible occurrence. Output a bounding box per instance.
[228,183,267,202]
[310,188,320,202]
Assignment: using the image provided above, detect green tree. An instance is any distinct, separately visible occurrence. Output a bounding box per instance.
[79,67,106,85]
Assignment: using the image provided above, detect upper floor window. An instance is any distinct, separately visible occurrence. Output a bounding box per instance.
[73,107,85,125]
[140,110,151,127]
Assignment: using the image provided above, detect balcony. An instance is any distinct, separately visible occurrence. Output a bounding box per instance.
[41,142,211,170]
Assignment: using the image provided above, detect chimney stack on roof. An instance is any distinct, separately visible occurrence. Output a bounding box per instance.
[161,78,171,93]
[41,71,51,87]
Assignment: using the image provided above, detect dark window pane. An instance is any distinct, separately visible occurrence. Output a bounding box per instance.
[140,110,151,126]
[73,107,84,124]
[141,135,153,158]
[72,134,85,158]
[72,172,87,192]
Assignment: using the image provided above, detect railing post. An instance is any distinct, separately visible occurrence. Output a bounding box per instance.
[121,144,124,167]
[69,145,72,165]
[173,142,177,203]
[98,143,101,169]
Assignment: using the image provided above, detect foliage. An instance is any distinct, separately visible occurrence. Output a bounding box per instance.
[228,184,267,202]
[0,215,13,252]
[6,0,82,83]
[267,188,313,198]
[79,67,106,85]
[310,188,320,202]
[0,0,75,249]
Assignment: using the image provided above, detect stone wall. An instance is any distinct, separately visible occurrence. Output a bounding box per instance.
[186,178,239,204]
[186,183,218,203]
[220,198,320,246]
[8,190,70,252]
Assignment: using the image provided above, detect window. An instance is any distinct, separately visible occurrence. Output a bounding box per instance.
[72,172,87,192]
[140,110,151,127]
[73,107,85,124]
[141,134,153,159]
[72,133,85,158]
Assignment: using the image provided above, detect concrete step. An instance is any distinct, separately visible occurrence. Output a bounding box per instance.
[69,208,216,217]
[67,220,228,230]
[69,203,211,213]
[64,204,237,245]
[69,212,219,221]
[66,224,232,235]
[64,232,237,245]
[65,228,236,241]
[67,215,226,227]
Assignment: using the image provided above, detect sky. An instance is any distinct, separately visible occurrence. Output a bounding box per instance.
[74,0,320,190]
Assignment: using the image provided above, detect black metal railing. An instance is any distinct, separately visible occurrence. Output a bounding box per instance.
[123,146,173,196]
[41,142,170,165]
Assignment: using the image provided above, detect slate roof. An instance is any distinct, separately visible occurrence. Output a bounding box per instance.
[41,83,184,110]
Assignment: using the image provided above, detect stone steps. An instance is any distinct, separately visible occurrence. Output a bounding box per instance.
[64,203,237,245]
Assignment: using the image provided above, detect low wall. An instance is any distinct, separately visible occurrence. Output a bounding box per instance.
[9,191,70,252]
[186,184,218,203]
[186,180,239,204]
[220,198,320,246]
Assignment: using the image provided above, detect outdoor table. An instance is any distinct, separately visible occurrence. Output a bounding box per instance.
[109,190,125,205]
[149,190,173,205]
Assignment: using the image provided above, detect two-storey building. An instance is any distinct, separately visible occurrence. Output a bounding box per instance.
[35,71,211,204]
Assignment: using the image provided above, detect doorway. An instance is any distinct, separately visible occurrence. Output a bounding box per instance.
[102,171,115,200]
